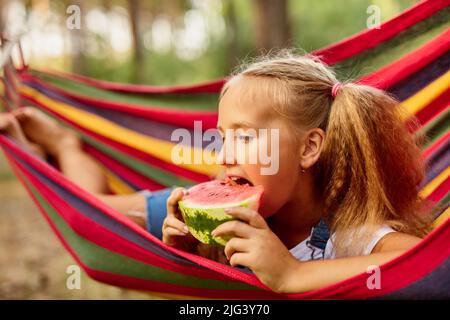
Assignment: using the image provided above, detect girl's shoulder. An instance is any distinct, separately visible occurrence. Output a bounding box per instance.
[324,225,397,259]
[370,231,422,254]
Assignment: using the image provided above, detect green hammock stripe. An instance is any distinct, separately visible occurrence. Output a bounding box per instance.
[81,134,196,188]
[24,179,257,291]
[418,107,450,148]
[29,70,219,111]
[334,8,450,80]
[439,191,450,207]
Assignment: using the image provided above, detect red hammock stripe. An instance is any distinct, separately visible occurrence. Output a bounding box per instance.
[427,175,450,203]
[85,266,279,299]
[83,269,278,300]
[359,29,450,89]
[415,90,450,125]
[313,0,450,65]
[20,73,218,130]
[37,68,227,94]
[423,131,450,159]
[417,103,449,133]
[84,144,165,190]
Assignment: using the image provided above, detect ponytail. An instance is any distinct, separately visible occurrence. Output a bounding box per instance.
[318,83,431,256]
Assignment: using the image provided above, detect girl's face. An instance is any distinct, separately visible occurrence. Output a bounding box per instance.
[217,76,302,217]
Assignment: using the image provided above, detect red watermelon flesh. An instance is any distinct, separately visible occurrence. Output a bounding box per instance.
[178,179,264,245]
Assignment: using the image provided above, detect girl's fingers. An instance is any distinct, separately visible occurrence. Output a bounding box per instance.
[229,252,250,268]
[211,220,255,238]
[163,216,189,234]
[167,188,185,206]
[224,207,267,229]
[166,188,188,219]
[166,188,188,212]
[224,237,249,260]
[164,227,188,237]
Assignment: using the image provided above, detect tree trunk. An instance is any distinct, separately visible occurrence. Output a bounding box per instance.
[127,0,145,83]
[253,0,291,52]
[223,0,239,72]
[69,0,87,75]
[0,0,5,35]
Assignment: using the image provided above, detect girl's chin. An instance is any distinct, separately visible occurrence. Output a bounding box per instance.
[259,206,277,219]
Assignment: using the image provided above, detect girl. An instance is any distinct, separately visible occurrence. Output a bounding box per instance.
[162,51,432,293]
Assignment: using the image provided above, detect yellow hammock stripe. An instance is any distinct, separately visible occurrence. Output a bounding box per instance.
[19,86,220,177]
[419,166,450,199]
[432,206,450,229]
[400,70,450,120]
[102,167,136,195]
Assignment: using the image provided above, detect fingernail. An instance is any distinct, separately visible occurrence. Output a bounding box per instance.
[183,226,189,233]
[224,208,232,213]
[211,230,216,237]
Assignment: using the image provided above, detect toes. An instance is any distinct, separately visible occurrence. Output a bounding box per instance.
[0,112,46,157]
[13,106,35,121]
[6,116,27,140]
[0,113,28,142]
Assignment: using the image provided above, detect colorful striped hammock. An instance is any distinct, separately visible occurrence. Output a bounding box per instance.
[0,0,449,299]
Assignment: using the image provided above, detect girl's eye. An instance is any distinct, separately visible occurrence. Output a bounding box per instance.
[238,135,253,143]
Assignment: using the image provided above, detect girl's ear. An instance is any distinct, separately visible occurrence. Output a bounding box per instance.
[299,128,325,170]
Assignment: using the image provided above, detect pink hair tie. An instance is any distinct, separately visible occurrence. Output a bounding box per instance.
[331,82,343,98]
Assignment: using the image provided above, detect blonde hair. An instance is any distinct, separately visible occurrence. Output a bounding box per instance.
[221,50,431,257]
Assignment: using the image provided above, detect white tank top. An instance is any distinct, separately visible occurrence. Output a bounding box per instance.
[289,225,396,261]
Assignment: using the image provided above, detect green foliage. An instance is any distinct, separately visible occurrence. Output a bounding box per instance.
[37,0,420,85]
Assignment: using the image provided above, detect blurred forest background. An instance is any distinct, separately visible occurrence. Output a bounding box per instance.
[0,0,418,299]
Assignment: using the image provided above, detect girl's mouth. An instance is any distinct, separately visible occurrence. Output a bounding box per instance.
[226,175,254,186]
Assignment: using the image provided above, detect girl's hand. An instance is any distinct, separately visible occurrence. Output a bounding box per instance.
[211,207,300,292]
[162,188,199,252]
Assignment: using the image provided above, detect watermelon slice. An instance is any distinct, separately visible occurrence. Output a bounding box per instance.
[178,179,264,246]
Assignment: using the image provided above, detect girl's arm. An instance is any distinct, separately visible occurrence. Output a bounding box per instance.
[280,232,421,293]
[280,249,404,293]
[212,207,422,294]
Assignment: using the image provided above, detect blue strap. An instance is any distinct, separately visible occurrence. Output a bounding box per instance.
[308,218,330,250]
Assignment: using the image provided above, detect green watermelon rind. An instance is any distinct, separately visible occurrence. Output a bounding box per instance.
[178,199,254,246]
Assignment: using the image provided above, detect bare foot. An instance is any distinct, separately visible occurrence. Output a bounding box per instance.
[13,107,81,157]
[0,112,46,158]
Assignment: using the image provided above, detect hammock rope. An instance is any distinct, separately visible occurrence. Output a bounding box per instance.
[0,0,449,299]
